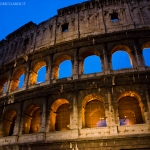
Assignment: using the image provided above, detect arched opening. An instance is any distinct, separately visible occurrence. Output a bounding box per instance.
[0,77,8,94]
[30,61,46,85]
[53,55,72,79]
[118,96,143,126]
[112,51,132,70]
[18,74,25,89]
[59,60,72,79]
[85,100,106,128]
[50,99,70,131]
[11,68,25,91]
[55,103,70,131]
[84,55,102,74]
[23,104,40,134]
[3,82,7,93]
[143,48,150,67]
[2,109,17,136]
[80,50,101,74]
[37,66,46,83]
[82,93,106,128]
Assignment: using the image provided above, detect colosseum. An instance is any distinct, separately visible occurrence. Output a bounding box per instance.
[0,0,150,149]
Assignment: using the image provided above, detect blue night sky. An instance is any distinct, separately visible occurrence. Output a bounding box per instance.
[0,0,150,87]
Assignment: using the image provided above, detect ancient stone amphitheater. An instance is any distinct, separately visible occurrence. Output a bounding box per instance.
[0,0,150,149]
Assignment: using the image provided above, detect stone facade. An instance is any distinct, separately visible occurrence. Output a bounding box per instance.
[0,0,150,149]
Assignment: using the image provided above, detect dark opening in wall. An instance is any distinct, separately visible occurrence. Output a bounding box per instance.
[55,103,70,131]
[112,51,132,70]
[9,114,16,136]
[24,38,29,47]
[59,60,72,79]
[3,82,7,93]
[61,23,69,32]
[110,12,118,22]
[84,55,102,74]
[37,66,46,83]
[143,48,150,66]
[19,74,25,89]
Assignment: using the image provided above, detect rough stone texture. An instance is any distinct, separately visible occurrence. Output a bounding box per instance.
[0,0,150,149]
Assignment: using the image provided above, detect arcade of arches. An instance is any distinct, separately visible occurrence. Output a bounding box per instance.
[0,92,145,137]
[0,44,150,95]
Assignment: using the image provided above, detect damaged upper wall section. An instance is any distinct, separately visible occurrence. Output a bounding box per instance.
[57,0,150,38]
[0,0,150,66]
[34,17,56,51]
[0,21,37,66]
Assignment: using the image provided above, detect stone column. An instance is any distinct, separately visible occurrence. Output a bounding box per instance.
[18,102,24,135]
[104,88,118,135]
[78,59,83,76]
[103,43,111,74]
[78,105,82,129]
[23,61,30,89]
[46,55,52,84]
[131,50,138,68]
[7,69,14,93]
[106,88,116,126]
[113,102,120,125]
[13,103,22,136]
[134,39,145,70]
[70,92,78,129]
[73,49,79,80]
[104,101,110,126]
[45,109,50,132]
[107,87,119,132]
[39,98,46,132]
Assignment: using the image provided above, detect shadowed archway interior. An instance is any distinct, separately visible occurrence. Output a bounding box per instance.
[118,96,143,125]
[0,77,8,94]
[55,103,70,131]
[84,100,106,128]
[23,104,40,134]
[2,109,17,136]
[50,99,70,131]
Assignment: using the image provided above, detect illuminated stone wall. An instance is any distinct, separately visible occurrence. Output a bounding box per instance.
[0,0,150,149]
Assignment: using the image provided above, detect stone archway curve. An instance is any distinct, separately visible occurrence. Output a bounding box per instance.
[82,93,104,127]
[50,98,69,131]
[111,44,133,66]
